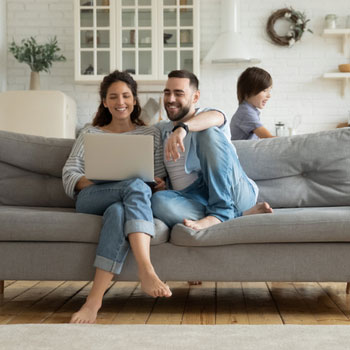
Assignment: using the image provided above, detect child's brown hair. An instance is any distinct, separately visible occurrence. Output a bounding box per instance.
[237,67,272,104]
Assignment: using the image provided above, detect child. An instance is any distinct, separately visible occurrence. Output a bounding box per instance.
[230,67,274,140]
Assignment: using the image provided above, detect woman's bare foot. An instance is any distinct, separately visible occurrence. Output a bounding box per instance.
[184,215,221,230]
[139,267,172,298]
[70,298,102,324]
[243,202,273,216]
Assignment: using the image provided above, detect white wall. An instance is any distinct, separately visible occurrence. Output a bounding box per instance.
[6,0,350,133]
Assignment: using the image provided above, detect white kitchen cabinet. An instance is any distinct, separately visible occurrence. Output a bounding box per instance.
[74,0,200,82]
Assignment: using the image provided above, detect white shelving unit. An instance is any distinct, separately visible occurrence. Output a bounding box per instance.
[323,28,350,54]
[74,0,200,83]
[322,29,350,97]
[323,72,350,96]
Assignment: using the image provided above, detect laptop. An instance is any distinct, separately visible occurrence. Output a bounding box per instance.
[84,133,154,182]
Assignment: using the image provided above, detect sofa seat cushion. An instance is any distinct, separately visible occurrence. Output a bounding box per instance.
[170,207,350,247]
[0,206,169,246]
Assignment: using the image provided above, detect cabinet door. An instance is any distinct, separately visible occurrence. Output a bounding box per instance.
[117,0,157,80]
[160,0,199,79]
[75,0,115,81]
[75,0,199,82]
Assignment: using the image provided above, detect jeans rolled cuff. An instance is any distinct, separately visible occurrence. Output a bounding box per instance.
[206,210,240,222]
[124,219,155,237]
[94,255,124,275]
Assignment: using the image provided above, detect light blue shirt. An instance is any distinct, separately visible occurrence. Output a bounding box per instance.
[230,101,263,140]
[156,107,228,175]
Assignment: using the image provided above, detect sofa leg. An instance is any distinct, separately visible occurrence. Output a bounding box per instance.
[346,282,350,295]
[0,280,4,295]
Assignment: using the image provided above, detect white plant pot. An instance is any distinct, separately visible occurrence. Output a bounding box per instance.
[29,71,40,90]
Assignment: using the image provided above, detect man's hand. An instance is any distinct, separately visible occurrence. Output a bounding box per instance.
[165,127,186,161]
[153,177,166,192]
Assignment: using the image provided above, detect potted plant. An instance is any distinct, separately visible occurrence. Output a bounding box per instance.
[9,36,66,90]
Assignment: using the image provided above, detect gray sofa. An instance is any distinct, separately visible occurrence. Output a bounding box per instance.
[1,128,350,294]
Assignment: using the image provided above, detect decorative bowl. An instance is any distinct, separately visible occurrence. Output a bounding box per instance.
[338,64,350,72]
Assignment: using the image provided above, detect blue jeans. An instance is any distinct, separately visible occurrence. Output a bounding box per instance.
[151,127,258,228]
[76,179,154,274]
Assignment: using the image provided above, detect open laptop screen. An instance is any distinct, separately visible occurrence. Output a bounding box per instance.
[84,133,154,182]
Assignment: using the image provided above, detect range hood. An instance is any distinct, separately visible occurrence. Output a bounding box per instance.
[203,0,260,64]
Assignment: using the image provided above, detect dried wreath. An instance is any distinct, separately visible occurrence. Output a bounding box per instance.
[266,7,313,47]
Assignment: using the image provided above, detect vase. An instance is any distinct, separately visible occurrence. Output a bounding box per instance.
[29,71,40,90]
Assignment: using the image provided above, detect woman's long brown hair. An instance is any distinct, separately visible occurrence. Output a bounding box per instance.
[92,70,144,127]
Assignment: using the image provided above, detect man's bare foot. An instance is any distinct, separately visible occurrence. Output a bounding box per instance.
[184,215,221,230]
[243,202,273,216]
[139,267,172,298]
[70,299,101,324]
[188,281,202,285]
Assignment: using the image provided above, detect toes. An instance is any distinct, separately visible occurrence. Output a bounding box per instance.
[184,219,196,229]
[185,221,198,230]
[140,274,173,298]
[156,283,172,298]
[263,202,273,213]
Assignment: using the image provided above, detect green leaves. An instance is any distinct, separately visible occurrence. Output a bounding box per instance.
[9,36,66,73]
[285,7,313,45]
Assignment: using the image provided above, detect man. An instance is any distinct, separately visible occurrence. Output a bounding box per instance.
[152,70,272,230]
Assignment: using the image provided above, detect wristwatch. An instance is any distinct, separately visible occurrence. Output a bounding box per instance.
[172,122,189,135]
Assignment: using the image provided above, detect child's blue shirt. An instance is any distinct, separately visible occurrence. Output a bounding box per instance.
[230,101,263,140]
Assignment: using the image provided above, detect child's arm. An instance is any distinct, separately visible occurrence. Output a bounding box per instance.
[253,126,275,138]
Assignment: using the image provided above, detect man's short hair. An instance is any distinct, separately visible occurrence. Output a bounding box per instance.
[237,67,272,104]
[168,70,199,90]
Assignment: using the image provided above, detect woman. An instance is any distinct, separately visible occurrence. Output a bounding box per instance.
[62,70,172,324]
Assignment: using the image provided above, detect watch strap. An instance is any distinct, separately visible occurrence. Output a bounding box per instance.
[172,122,189,135]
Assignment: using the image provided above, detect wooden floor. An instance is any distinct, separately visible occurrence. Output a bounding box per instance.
[2,281,350,325]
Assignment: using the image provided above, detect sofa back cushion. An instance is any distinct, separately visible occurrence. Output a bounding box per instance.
[233,128,350,208]
[0,130,75,207]
[1,128,349,209]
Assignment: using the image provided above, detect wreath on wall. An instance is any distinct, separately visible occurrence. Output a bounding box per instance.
[266,7,313,47]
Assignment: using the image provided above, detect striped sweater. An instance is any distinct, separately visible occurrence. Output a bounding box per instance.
[62,124,166,199]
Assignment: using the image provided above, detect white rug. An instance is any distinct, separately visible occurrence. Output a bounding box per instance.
[1,324,350,350]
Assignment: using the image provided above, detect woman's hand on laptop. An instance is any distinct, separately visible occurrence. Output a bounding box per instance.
[153,177,166,192]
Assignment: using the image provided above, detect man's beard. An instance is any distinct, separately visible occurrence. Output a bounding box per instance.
[165,104,190,122]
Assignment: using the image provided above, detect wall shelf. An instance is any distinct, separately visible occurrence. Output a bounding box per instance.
[323,29,350,96]
[323,28,350,55]
[323,72,350,96]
